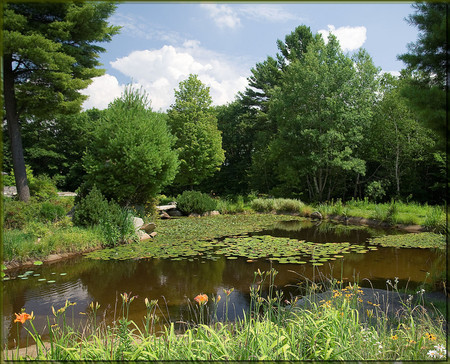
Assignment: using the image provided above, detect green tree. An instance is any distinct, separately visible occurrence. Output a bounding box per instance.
[3,2,119,201]
[167,74,225,189]
[398,2,448,147]
[269,34,371,201]
[83,87,179,205]
[367,74,436,199]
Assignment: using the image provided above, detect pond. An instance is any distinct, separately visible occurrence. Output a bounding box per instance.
[2,217,444,349]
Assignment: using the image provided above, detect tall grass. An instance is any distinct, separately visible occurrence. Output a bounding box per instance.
[4,270,446,361]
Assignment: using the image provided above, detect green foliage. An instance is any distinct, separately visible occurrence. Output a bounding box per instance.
[84,87,178,205]
[250,198,275,213]
[73,186,109,227]
[39,202,66,222]
[398,3,447,146]
[176,190,218,215]
[423,206,446,234]
[3,2,120,119]
[167,74,225,188]
[72,185,137,247]
[273,198,304,213]
[29,175,58,201]
[365,181,386,202]
[269,35,376,201]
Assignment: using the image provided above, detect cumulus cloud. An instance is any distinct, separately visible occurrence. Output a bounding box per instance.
[318,25,367,51]
[200,4,241,29]
[81,74,124,110]
[82,41,250,111]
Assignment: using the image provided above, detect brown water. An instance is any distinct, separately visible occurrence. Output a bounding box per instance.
[2,220,443,348]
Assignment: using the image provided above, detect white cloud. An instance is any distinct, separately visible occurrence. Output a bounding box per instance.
[82,41,250,111]
[238,5,301,23]
[200,4,241,29]
[384,70,400,78]
[81,74,124,110]
[318,25,367,51]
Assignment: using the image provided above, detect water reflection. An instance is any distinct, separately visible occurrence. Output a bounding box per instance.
[2,220,443,349]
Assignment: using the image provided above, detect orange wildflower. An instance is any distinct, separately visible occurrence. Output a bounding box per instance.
[14,312,33,324]
[194,294,208,305]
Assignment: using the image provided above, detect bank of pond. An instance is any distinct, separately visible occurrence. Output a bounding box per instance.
[2,214,447,360]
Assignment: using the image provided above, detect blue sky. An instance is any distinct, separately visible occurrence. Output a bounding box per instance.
[81,2,419,111]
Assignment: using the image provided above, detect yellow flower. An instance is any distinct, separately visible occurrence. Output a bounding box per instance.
[391,335,398,340]
[425,332,437,341]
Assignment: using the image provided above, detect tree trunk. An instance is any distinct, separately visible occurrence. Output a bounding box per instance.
[3,54,30,202]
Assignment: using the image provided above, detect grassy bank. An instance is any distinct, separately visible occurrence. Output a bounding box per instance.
[3,195,446,267]
[4,269,447,361]
[249,197,446,233]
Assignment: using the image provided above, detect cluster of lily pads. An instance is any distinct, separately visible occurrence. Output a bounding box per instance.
[4,260,67,282]
[368,232,445,250]
[216,235,378,265]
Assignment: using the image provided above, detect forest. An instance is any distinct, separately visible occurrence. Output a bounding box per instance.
[3,2,447,207]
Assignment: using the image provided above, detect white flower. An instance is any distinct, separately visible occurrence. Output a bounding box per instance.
[386,279,392,286]
[394,277,399,284]
[434,344,445,352]
[427,350,438,358]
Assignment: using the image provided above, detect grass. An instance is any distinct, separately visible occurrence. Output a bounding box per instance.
[3,226,104,263]
[4,269,447,361]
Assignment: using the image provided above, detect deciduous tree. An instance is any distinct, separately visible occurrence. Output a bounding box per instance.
[167,74,225,189]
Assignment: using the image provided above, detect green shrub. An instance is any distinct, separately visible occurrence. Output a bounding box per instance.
[251,198,275,212]
[273,198,304,213]
[39,202,66,222]
[176,190,217,215]
[29,175,58,201]
[73,185,137,247]
[73,186,109,227]
[3,200,38,229]
[424,206,446,233]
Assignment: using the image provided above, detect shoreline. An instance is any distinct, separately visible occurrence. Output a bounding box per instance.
[3,213,432,272]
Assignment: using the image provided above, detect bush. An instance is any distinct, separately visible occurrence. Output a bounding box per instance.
[176,190,217,215]
[73,186,109,227]
[273,198,304,213]
[73,185,137,247]
[3,200,38,229]
[29,175,58,201]
[251,198,275,213]
[39,202,66,222]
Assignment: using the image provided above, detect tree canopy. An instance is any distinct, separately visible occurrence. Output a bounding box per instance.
[83,87,179,205]
[167,74,225,189]
[3,2,120,201]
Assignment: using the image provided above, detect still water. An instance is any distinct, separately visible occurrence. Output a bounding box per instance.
[3,220,443,348]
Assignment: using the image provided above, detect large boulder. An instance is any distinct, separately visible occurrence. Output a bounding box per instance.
[310,211,323,220]
[133,217,144,230]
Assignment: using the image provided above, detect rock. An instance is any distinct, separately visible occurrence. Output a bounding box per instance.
[138,231,151,241]
[167,208,183,217]
[133,217,144,230]
[188,213,201,218]
[160,211,171,219]
[140,222,156,233]
[66,207,75,218]
[149,232,157,238]
[310,211,323,220]
[202,210,220,217]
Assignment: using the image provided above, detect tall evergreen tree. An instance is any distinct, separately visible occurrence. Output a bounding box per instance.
[3,2,120,201]
[398,2,448,148]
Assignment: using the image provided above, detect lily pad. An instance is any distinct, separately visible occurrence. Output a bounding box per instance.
[33,261,43,266]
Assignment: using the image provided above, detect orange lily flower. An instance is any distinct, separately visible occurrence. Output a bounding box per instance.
[14,312,33,324]
[194,294,208,305]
